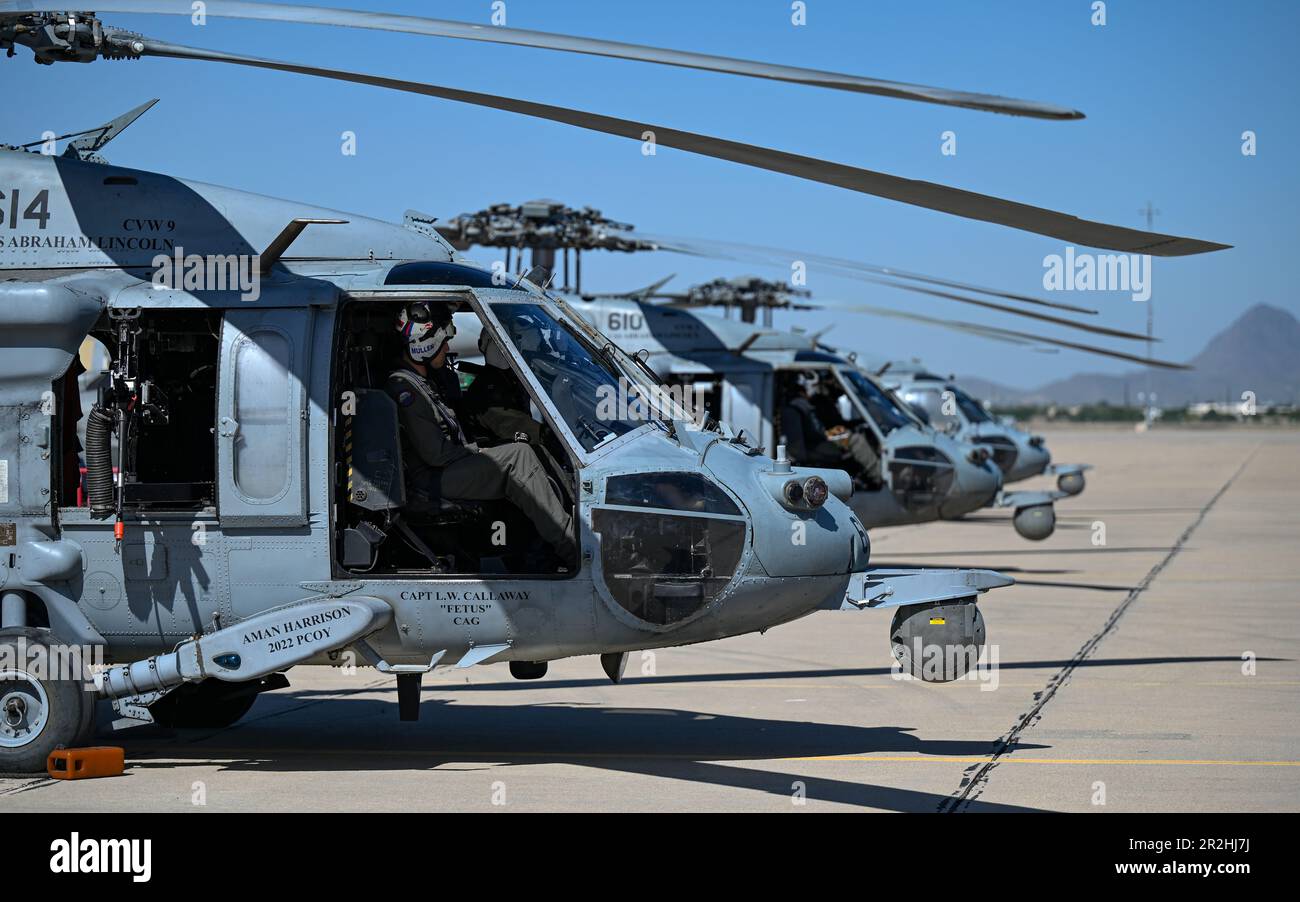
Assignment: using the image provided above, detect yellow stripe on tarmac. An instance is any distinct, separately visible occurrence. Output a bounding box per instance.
[793,755,1300,766]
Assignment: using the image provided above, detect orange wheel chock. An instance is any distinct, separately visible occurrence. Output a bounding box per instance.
[47,746,126,780]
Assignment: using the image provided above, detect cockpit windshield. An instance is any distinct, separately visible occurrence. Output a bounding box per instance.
[490,301,665,452]
[841,369,922,435]
[950,386,992,423]
[545,293,700,425]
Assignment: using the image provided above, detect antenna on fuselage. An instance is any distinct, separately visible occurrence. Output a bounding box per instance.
[18,98,160,162]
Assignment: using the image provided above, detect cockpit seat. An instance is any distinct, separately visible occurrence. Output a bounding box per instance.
[341,387,480,570]
[345,388,407,514]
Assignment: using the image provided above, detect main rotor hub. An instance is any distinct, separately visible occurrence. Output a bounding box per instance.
[682,277,811,319]
[435,200,654,254]
[1,11,145,64]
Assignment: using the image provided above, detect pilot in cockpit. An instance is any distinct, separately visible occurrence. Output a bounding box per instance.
[781,370,882,489]
[385,302,576,562]
[465,327,542,445]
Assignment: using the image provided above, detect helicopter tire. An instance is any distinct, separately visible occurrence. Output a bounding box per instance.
[0,628,97,773]
[1057,471,1086,496]
[889,600,986,683]
[1013,503,1055,541]
[73,681,99,748]
[147,679,261,730]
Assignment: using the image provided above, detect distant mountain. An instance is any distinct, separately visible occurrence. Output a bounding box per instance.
[962,304,1300,406]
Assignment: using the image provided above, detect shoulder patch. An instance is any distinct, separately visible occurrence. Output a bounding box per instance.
[397,390,415,408]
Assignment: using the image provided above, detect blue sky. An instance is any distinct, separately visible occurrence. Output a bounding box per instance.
[5,0,1296,386]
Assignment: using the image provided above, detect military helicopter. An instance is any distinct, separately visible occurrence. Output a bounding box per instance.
[18,0,1250,771]
[883,360,1090,495]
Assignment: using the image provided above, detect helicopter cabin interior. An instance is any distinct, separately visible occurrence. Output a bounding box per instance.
[57,308,222,516]
[332,296,578,579]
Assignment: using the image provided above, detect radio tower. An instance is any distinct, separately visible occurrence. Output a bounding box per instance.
[1139,201,1160,429]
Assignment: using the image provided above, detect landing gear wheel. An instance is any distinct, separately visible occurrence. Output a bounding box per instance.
[1013,503,1055,540]
[147,679,260,729]
[1057,471,1085,496]
[73,681,98,748]
[890,600,987,683]
[0,629,95,773]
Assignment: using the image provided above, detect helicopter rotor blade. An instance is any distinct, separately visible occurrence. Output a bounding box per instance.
[820,326,1046,353]
[817,302,1190,369]
[116,40,1228,257]
[630,275,1151,342]
[13,0,1087,120]
[637,233,1101,314]
[655,299,820,313]
[929,327,1060,353]
[840,278,1154,341]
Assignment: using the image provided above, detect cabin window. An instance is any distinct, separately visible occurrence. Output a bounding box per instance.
[216,309,310,526]
[230,330,293,502]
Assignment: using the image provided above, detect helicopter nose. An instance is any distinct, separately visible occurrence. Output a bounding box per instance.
[704,490,868,635]
[749,494,868,581]
[942,456,1001,517]
[1012,439,1051,481]
[695,448,870,630]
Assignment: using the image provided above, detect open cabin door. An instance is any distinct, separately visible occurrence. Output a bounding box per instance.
[216,308,312,527]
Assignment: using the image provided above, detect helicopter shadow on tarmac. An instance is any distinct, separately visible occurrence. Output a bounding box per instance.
[100,650,1287,811]
[101,693,1050,812]
[93,635,1285,811]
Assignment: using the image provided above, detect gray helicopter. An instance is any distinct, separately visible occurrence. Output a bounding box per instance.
[884,360,1090,494]
[427,205,1006,534]
[68,273,1106,541]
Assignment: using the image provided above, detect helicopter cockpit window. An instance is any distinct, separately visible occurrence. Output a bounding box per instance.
[595,472,746,627]
[905,387,960,430]
[606,472,740,516]
[889,445,956,512]
[840,369,918,435]
[950,387,992,423]
[490,302,656,452]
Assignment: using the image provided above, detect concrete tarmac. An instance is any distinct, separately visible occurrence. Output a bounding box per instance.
[3,427,1297,812]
